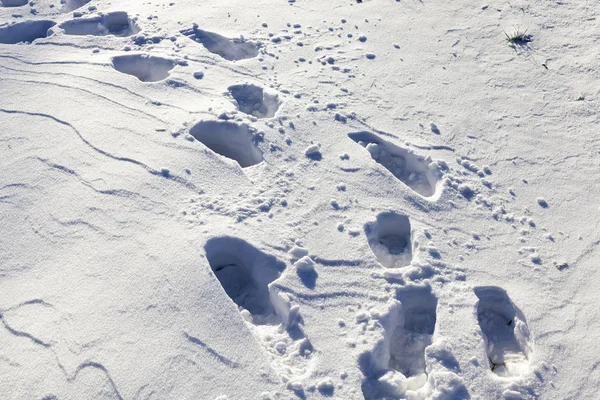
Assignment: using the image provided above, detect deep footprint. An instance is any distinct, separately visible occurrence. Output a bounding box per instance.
[180,26,260,61]
[189,121,264,168]
[205,236,286,321]
[389,286,437,380]
[111,54,176,82]
[52,12,140,37]
[348,131,440,198]
[360,285,438,398]
[475,286,532,377]
[364,212,412,268]
[205,237,314,379]
[0,0,27,7]
[0,20,55,44]
[227,84,280,118]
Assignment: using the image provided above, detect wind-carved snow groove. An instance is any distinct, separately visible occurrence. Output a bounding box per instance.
[0,109,197,191]
[112,54,177,82]
[227,84,280,118]
[71,362,124,400]
[0,299,56,347]
[189,121,264,168]
[205,237,315,382]
[50,12,140,37]
[348,131,441,198]
[364,212,412,268]
[0,312,51,347]
[0,20,55,44]
[183,332,242,368]
[360,285,438,399]
[180,25,261,61]
[475,286,532,377]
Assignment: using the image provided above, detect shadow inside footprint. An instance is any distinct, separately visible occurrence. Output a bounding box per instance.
[364,212,412,268]
[205,236,286,320]
[227,84,280,118]
[360,285,438,399]
[389,285,437,379]
[0,20,55,44]
[60,0,90,12]
[0,0,28,7]
[189,121,263,168]
[111,54,176,82]
[348,131,440,198]
[475,286,532,377]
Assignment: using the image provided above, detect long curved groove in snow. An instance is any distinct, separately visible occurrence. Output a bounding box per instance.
[0,313,51,347]
[1,77,170,124]
[0,109,197,190]
[70,362,124,400]
[183,332,242,368]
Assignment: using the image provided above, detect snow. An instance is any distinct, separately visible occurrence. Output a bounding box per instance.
[1,0,600,399]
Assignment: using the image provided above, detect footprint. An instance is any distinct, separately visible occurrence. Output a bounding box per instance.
[360,285,438,398]
[60,0,91,12]
[111,54,177,82]
[0,20,55,44]
[0,0,27,7]
[205,236,286,321]
[189,121,264,168]
[227,84,280,118]
[348,131,440,198]
[205,237,314,380]
[389,286,437,380]
[180,26,261,61]
[364,212,412,268]
[50,12,140,37]
[474,286,532,377]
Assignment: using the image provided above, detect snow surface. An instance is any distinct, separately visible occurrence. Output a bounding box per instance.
[1,0,600,399]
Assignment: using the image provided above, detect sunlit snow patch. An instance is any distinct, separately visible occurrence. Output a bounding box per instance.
[360,285,438,398]
[227,84,280,118]
[0,20,55,44]
[348,131,441,198]
[180,25,260,61]
[189,121,264,168]
[51,12,140,37]
[475,286,532,377]
[364,212,412,268]
[111,54,176,82]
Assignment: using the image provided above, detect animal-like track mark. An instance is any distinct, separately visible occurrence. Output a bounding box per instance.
[0,20,55,44]
[0,0,27,7]
[360,285,438,399]
[50,12,140,37]
[180,26,261,61]
[189,121,264,168]
[348,131,441,198]
[227,84,280,118]
[111,54,176,82]
[364,212,412,268]
[205,237,315,382]
[475,286,532,377]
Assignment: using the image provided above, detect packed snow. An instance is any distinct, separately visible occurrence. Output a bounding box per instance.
[1,0,600,399]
